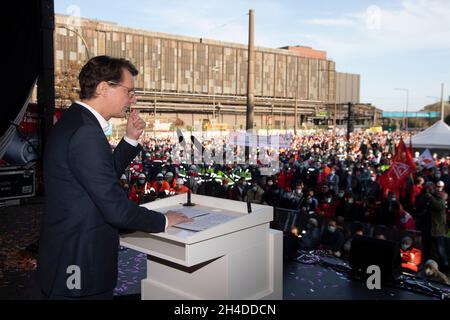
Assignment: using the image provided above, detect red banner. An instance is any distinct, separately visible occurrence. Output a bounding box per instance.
[379,138,416,195]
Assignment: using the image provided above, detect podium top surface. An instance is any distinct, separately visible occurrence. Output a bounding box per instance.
[123,194,273,245]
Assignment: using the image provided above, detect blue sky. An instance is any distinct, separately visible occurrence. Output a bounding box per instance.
[55,0,450,111]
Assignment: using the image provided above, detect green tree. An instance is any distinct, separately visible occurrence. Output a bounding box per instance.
[55,61,81,109]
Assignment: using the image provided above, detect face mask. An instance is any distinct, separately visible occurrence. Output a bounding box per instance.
[157,179,163,185]
[138,179,146,185]
[296,188,302,195]
[307,198,313,204]
[338,192,345,198]
[267,181,273,186]
[425,268,433,276]
[328,226,336,233]
[435,174,441,179]
[401,244,410,251]
[348,198,354,204]
[326,198,332,203]
[389,197,396,202]
[252,186,257,192]
[437,186,444,191]
[371,177,377,182]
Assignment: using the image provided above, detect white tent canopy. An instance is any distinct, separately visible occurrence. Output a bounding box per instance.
[411,120,450,150]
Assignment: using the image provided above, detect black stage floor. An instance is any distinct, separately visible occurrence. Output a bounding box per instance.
[0,198,448,300]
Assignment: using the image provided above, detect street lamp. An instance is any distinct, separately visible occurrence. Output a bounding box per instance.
[56,25,90,60]
[394,88,409,131]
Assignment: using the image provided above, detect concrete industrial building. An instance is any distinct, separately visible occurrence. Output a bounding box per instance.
[53,14,379,130]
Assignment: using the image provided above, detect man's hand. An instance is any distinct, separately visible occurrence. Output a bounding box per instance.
[126,110,146,141]
[166,210,193,228]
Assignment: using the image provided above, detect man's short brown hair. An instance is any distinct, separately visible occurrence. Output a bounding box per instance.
[78,55,138,100]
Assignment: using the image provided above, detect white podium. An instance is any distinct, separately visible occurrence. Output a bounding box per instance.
[120,194,283,300]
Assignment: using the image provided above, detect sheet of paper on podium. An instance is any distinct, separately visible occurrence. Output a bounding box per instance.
[174,212,238,232]
[171,207,211,219]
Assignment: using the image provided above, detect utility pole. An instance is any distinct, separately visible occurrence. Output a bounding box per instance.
[294,98,298,135]
[333,101,337,132]
[294,61,299,135]
[245,9,255,162]
[440,83,445,121]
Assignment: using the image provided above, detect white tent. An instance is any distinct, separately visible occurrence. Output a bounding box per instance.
[411,120,450,149]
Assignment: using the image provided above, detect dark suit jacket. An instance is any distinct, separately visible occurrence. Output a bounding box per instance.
[37,103,166,297]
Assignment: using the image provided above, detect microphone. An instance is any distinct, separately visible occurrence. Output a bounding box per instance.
[183,189,196,207]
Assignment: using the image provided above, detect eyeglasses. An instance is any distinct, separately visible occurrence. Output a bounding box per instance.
[107,81,136,98]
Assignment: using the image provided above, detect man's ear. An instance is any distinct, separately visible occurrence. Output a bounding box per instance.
[96,81,109,97]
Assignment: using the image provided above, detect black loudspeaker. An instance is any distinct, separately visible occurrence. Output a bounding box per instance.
[349,235,401,282]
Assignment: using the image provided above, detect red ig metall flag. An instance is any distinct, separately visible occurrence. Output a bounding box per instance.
[379,138,416,195]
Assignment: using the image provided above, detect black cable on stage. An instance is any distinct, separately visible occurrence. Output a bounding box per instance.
[293,250,450,300]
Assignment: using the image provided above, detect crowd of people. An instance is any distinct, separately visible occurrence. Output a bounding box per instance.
[112,129,450,286]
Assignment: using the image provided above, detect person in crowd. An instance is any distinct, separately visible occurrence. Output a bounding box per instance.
[336,192,361,222]
[128,173,152,204]
[290,181,305,210]
[231,177,248,201]
[173,178,189,194]
[317,193,337,219]
[300,189,319,214]
[343,222,365,258]
[326,167,340,195]
[417,260,450,285]
[320,219,345,257]
[299,218,321,251]
[428,187,449,273]
[414,183,434,261]
[392,201,416,231]
[436,180,448,206]
[149,172,171,198]
[245,181,265,204]
[119,174,130,195]
[400,236,422,273]
[411,177,425,208]
[164,171,176,189]
[285,226,301,260]
[375,190,397,228]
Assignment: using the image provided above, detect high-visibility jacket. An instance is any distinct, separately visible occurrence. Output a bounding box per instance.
[174,185,189,194]
[128,182,151,204]
[400,247,422,273]
[149,180,171,195]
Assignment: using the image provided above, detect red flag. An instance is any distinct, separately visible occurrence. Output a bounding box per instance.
[379,138,416,195]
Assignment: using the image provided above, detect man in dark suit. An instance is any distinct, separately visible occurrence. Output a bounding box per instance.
[37,56,191,300]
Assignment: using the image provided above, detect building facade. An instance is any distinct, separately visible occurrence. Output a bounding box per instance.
[54,14,373,130]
